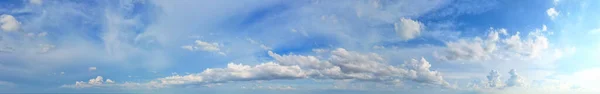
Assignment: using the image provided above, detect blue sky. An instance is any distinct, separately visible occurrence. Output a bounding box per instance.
[1,0,600,93]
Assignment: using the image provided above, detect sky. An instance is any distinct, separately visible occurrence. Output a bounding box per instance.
[0,0,600,94]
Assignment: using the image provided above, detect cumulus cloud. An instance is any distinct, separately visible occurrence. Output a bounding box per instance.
[468,69,600,93]
[182,40,225,55]
[435,27,552,61]
[0,14,21,32]
[547,8,559,20]
[62,76,116,88]
[506,69,525,87]
[154,48,450,88]
[435,28,504,61]
[68,48,451,89]
[394,18,423,41]
[487,70,502,88]
[158,62,306,85]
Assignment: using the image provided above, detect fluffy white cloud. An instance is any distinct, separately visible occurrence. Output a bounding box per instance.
[182,40,225,55]
[435,27,552,61]
[403,58,450,87]
[547,8,559,20]
[487,70,502,88]
[70,48,451,89]
[157,62,307,85]
[506,69,525,87]
[0,14,20,32]
[62,76,116,88]
[153,48,450,88]
[394,18,423,41]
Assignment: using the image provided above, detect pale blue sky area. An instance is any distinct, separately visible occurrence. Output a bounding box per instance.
[1,0,600,93]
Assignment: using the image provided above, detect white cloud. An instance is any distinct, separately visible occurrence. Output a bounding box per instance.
[435,27,552,61]
[182,40,225,55]
[506,69,525,87]
[435,28,503,61]
[394,18,423,41]
[62,76,116,88]
[106,79,115,84]
[89,67,97,71]
[260,44,272,50]
[547,8,559,20]
[403,58,451,87]
[469,69,600,93]
[29,0,43,5]
[0,14,20,32]
[88,76,104,85]
[140,48,451,88]
[487,70,502,88]
[68,48,452,89]
[542,25,548,31]
[157,62,306,85]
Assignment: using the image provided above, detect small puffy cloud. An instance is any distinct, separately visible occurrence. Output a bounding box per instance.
[62,76,116,88]
[547,8,559,20]
[487,70,502,88]
[542,25,548,31]
[402,58,451,87]
[89,67,97,71]
[394,18,423,41]
[506,69,525,87]
[0,14,21,32]
[29,0,43,5]
[106,79,115,84]
[182,40,225,55]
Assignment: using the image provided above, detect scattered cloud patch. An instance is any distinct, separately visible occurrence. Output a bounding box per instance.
[394,18,423,41]
[182,40,225,55]
[153,48,452,88]
[547,8,559,20]
[88,67,97,71]
[0,14,20,32]
[435,27,552,61]
[486,70,502,88]
[62,76,116,88]
[71,48,452,89]
[506,69,525,87]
